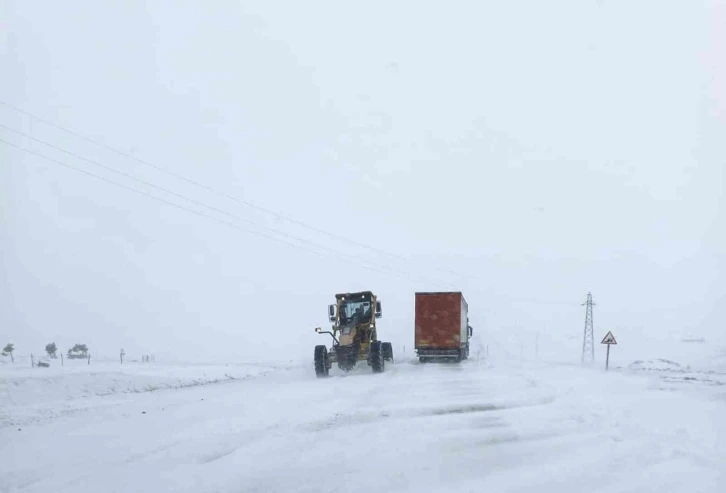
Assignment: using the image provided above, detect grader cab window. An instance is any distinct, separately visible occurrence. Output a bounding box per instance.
[339,299,372,325]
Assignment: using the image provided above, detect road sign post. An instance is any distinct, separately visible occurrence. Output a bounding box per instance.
[600,331,617,370]
[606,345,610,370]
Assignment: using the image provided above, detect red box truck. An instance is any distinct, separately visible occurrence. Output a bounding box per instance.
[415,291,473,362]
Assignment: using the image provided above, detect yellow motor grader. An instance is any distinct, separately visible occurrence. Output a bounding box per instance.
[313,291,393,377]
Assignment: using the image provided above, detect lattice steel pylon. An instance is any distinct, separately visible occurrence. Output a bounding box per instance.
[581,292,595,364]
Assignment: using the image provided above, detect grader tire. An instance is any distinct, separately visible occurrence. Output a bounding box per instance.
[382,342,394,363]
[370,341,385,373]
[314,345,329,378]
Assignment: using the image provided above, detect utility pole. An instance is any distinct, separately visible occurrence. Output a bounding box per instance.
[581,292,595,364]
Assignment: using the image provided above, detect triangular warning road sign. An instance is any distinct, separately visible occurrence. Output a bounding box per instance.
[601,331,617,345]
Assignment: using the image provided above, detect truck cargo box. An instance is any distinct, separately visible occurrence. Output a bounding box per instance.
[414,291,472,361]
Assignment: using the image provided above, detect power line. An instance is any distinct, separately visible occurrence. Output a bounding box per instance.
[1,134,581,308]
[0,100,573,298]
[0,138,454,286]
[0,99,480,284]
[0,102,581,307]
[0,127,455,287]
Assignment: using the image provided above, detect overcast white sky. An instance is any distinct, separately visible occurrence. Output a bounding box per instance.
[1,1,724,364]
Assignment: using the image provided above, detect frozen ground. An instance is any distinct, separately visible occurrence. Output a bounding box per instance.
[2,353,725,493]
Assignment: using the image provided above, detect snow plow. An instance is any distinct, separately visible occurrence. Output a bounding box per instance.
[313,291,393,377]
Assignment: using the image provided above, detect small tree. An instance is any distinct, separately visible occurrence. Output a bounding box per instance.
[2,343,15,362]
[46,342,58,359]
[67,343,89,359]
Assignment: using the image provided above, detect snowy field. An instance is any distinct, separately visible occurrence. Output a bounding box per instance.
[2,351,726,493]
[0,358,289,427]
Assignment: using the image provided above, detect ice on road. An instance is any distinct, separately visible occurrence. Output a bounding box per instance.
[2,359,725,493]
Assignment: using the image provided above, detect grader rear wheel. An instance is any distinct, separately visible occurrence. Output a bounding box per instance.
[370,341,385,373]
[382,342,393,363]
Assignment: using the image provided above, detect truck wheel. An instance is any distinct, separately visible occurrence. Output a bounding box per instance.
[370,341,385,373]
[314,345,329,378]
[382,342,394,362]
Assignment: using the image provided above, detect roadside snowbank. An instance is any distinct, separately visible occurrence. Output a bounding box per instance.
[0,359,293,427]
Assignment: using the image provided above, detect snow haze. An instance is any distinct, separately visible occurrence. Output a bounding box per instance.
[1,1,724,365]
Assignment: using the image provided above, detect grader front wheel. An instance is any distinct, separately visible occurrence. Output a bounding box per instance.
[314,345,329,378]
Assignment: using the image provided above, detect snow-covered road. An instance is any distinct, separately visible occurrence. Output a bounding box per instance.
[2,358,725,493]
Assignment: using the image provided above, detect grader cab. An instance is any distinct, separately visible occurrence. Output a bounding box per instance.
[313,291,393,377]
